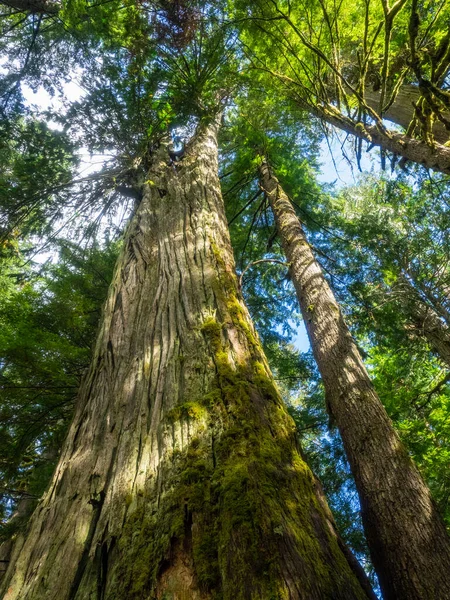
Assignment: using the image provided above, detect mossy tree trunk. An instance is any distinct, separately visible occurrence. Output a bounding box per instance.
[310,104,450,175]
[0,119,373,600]
[259,160,450,600]
[363,85,450,145]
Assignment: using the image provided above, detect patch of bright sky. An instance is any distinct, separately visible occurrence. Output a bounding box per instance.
[21,70,84,111]
[21,74,121,264]
[22,73,113,177]
[318,130,379,188]
[290,321,309,352]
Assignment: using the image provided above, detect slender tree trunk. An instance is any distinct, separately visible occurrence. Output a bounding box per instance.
[259,160,450,600]
[412,307,450,368]
[0,119,373,600]
[400,290,450,368]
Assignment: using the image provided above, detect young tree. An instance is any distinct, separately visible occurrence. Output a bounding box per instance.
[258,160,450,600]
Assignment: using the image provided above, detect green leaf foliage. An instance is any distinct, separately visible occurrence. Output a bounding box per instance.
[0,3,450,592]
[0,240,117,538]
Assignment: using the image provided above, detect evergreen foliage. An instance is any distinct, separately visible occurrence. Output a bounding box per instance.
[0,241,117,539]
[0,1,449,596]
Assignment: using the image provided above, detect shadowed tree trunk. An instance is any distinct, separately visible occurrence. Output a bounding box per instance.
[398,279,450,368]
[259,160,450,600]
[0,497,34,585]
[0,119,374,600]
[410,305,450,368]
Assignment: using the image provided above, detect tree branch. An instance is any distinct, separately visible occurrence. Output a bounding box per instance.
[239,258,290,288]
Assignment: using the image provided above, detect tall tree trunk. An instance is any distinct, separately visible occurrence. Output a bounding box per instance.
[411,306,450,368]
[259,160,450,600]
[397,277,450,368]
[0,119,373,600]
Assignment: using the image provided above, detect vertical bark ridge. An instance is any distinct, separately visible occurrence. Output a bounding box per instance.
[2,121,372,600]
[259,160,450,600]
[415,307,450,367]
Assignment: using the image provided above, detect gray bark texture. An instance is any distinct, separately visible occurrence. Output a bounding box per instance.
[259,160,450,600]
[414,308,450,368]
[395,275,450,368]
[0,119,373,600]
[408,303,450,368]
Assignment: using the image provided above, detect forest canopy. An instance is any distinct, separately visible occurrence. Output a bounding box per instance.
[0,1,450,599]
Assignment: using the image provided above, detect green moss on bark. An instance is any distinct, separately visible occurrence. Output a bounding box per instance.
[112,287,367,600]
[167,401,208,422]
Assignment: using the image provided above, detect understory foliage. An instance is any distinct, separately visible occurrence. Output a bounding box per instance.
[0,241,117,537]
[305,172,450,527]
[0,0,449,595]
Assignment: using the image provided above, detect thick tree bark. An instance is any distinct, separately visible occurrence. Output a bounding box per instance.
[411,305,450,368]
[259,160,450,600]
[0,498,33,585]
[0,120,373,600]
[392,275,450,367]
